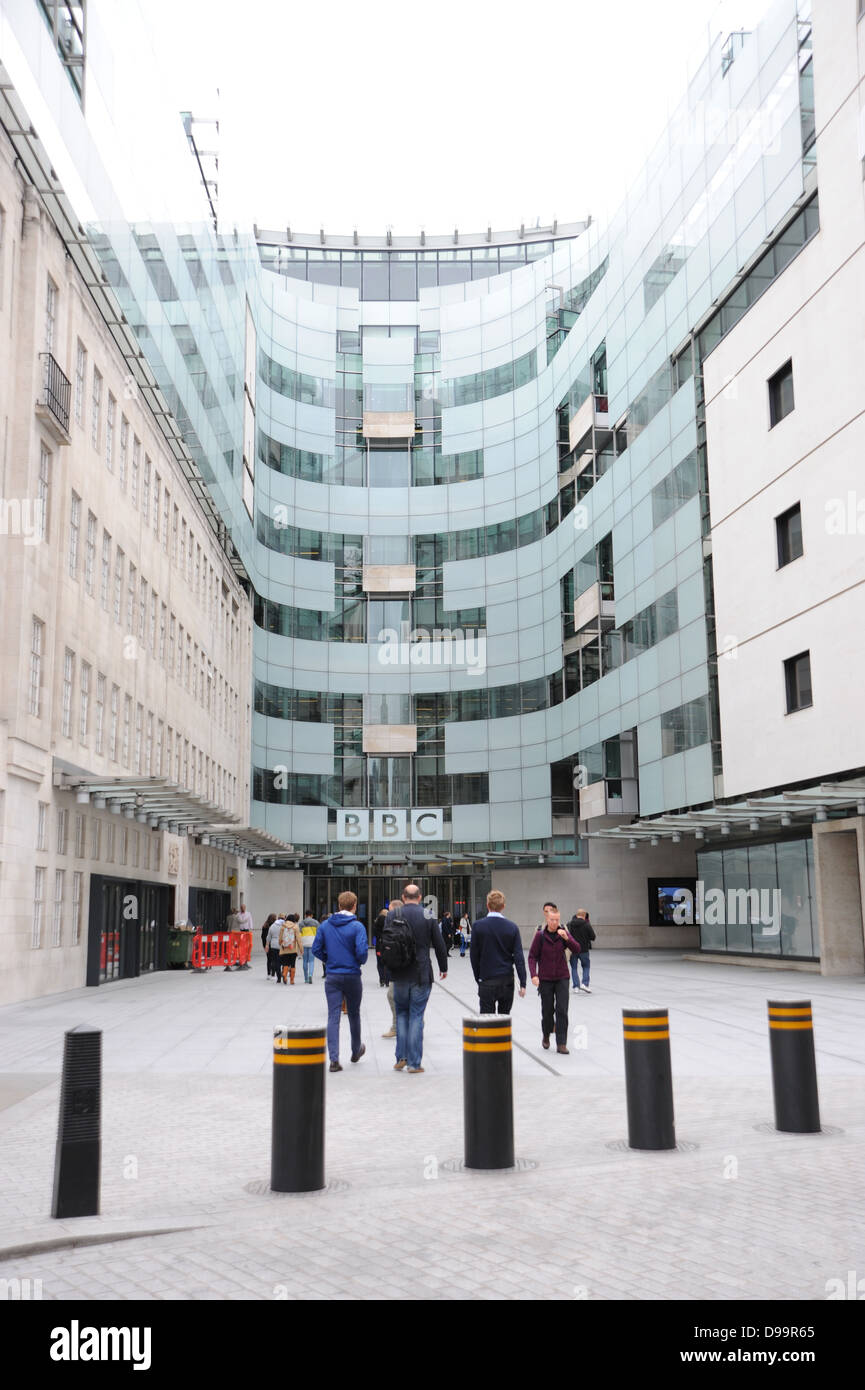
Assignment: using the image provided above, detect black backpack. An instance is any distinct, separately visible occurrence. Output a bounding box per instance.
[379,911,417,972]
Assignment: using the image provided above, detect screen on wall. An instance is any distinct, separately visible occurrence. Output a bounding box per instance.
[648,878,698,926]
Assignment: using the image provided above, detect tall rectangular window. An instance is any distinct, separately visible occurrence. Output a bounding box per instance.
[142,455,151,523]
[776,502,803,568]
[91,368,103,451]
[71,872,83,945]
[156,719,164,775]
[119,415,129,488]
[74,341,87,427]
[162,487,170,551]
[56,807,68,855]
[131,436,140,506]
[768,360,794,427]
[79,662,90,742]
[74,813,86,858]
[45,276,57,353]
[145,712,153,774]
[139,578,148,643]
[159,602,167,663]
[36,801,48,851]
[153,471,161,537]
[172,503,179,561]
[84,511,96,595]
[52,870,65,947]
[122,694,131,765]
[113,548,125,624]
[105,821,114,863]
[68,492,81,578]
[100,531,111,610]
[106,393,116,471]
[33,867,45,949]
[29,619,44,717]
[149,590,157,653]
[90,817,101,860]
[95,673,106,755]
[61,649,75,738]
[126,563,137,633]
[109,684,119,761]
[135,703,143,772]
[37,444,51,542]
[784,651,812,713]
[169,614,176,673]
[180,518,187,572]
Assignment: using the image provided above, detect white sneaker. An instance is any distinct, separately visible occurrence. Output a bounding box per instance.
[581,984,592,993]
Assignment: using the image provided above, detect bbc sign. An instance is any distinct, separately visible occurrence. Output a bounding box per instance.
[336,809,443,841]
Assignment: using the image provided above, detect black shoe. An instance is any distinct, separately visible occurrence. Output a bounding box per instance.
[351,1044,366,1064]
[329,1061,342,1072]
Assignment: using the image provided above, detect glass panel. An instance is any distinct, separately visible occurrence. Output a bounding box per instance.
[698,850,726,950]
[777,839,815,958]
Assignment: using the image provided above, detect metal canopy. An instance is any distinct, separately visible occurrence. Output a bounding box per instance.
[585,776,865,844]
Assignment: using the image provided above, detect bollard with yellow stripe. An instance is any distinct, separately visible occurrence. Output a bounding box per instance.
[463,1015,515,1170]
[622,1008,676,1151]
[271,1027,326,1192]
[767,1000,820,1134]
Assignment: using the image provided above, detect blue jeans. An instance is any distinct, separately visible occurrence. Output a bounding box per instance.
[324,974,363,1062]
[570,953,590,987]
[302,945,314,982]
[392,980,432,1069]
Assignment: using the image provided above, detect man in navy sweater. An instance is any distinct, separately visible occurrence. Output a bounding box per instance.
[469,890,527,1015]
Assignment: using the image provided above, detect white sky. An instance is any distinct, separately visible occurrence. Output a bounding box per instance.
[143,0,773,236]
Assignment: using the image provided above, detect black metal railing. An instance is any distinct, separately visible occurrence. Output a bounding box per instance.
[39,352,72,434]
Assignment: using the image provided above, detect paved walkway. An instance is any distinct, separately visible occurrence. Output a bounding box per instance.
[0,949,863,1300]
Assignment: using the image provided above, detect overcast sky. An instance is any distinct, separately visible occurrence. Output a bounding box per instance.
[143,0,773,236]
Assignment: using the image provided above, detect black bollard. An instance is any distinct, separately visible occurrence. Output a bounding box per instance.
[52,1026,101,1218]
[271,1026,326,1192]
[767,1000,820,1133]
[463,1014,514,1170]
[622,1008,675,1151]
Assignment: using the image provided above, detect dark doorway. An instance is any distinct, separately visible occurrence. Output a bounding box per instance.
[86,875,175,986]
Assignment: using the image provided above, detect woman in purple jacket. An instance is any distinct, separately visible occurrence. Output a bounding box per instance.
[527,903,581,1053]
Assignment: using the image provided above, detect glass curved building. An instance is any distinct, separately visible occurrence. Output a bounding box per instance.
[4,0,865,980]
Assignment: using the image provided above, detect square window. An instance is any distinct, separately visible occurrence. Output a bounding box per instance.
[775,502,803,568]
[784,651,812,713]
[768,359,794,427]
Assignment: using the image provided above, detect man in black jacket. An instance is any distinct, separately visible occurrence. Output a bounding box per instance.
[470,890,527,1015]
[567,909,596,992]
[385,884,448,1074]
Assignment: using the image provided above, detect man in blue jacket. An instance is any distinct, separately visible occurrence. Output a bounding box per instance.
[470,889,527,1015]
[312,890,368,1072]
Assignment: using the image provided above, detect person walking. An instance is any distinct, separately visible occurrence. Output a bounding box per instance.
[566,909,596,992]
[440,911,455,956]
[261,913,277,976]
[527,903,582,1054]
[381,884,447,1073]
[298,911,319,983]
[235,900,254,969]
[373,907,389,987]
[312,891,368,1072]
[279,913,302,985]
[469,890,526,1015]
[459,912,471,958]
[266,913,284,982]
[378,900,401,1039]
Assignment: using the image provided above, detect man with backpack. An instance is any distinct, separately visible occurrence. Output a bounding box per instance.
[312,891,369,1072]
[379,884,448,1074]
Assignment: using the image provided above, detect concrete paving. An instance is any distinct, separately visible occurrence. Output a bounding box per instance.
[0,948,863,1300]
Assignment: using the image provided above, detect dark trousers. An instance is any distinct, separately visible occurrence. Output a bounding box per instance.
[267,947,281,977]
[478,973,515,1016]
[539,978,569,1044]
[324,974,363,1061]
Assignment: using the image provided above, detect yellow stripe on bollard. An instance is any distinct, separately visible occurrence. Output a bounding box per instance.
[273,1052,326,1065]
[623,1030,670,1041]
[622,1015,668,1026]
[274,1037,326,1048]
[462,1027,511,1038]
[768,1006,811,1017]
[463,1041,512,1052]
[768,1021,813,1030]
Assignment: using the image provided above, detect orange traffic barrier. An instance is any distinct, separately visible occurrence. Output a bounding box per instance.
[228,931,252,967]
[191,932,231,970]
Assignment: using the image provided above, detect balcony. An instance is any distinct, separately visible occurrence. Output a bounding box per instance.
[362,411,416,440]
[568,392,610,453]
[573,582,615,645]
[36,353,72,443]
[579,777,639,826]
[362,564,417,593]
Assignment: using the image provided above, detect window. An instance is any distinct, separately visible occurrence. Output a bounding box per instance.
[100,531,111,610]
[172,504,179,560]
[90,817,101,860]
[91,369,103,451]
[153,472,161,537]
[95,673,106,755]
[61,649,75,738]
[769,360,794,427]
[37,444,51,541]
[84,512,97,595]
[106,394,116,471]
[33,867,45,949]
[139,579,148,643]
[119,415,129,487]
[162,488,170,550]
[784,651,812,712]
[79,662,91,742]
[142,455,151,522]
[113,548,125,623]
[45,276,57,353]
[104,820,114,863]
[68,492,81,578]
[74,813,86,858]
[52,871,65,946]
[135,703,143,772]
[155,719,164,775]
[110,684,119,761]
[131,436,140,505]
[776,502,803,568]
[169,614,176,673]
[122,694,131,765]
[36,801,48,852]
[126,563,137,633]
[56,807,68,855]
[29,619,44,716]
[74,342,87,427]
[72,872,83,945]
[145,712,153,774]
[159,603,167,663]
[149,590,157,653]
